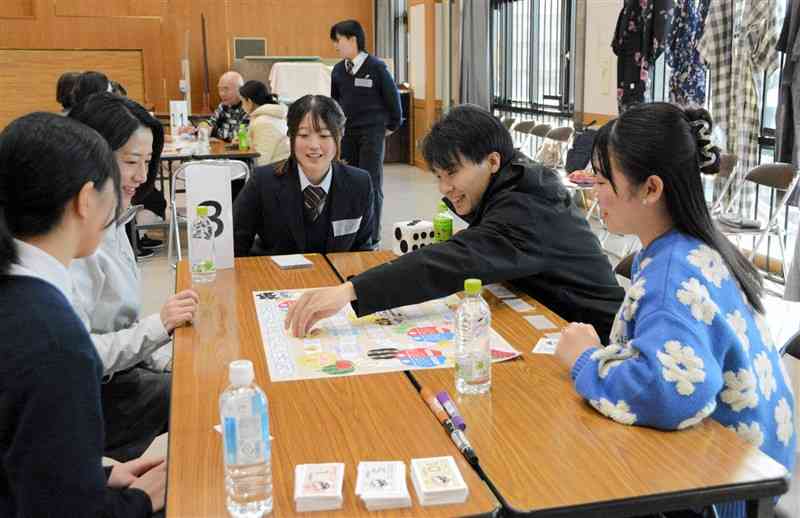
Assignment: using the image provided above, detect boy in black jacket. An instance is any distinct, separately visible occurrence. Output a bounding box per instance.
[286,105,624,342]
[330,19,403,247]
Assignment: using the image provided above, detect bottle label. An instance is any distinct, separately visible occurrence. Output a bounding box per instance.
[434,217,453,242]
[223,394,270,466]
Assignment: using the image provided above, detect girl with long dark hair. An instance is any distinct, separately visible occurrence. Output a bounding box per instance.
[0,112,165,516]
[69,92,199,461]
[555,103,795,518]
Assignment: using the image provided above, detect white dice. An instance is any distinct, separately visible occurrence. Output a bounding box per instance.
[392,219,435,255]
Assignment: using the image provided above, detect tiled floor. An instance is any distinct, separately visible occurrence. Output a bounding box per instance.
[138,162,800,512]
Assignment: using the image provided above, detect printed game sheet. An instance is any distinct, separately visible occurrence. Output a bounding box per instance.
[253,290,520,382]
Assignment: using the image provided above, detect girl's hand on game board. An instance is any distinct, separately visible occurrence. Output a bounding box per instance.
[285,282,357,338]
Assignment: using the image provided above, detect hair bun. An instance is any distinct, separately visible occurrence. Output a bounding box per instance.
[684,107,721,175]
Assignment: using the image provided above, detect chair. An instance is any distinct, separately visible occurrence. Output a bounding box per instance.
[614,253,635,280]
[780,329,800,360]
[501,117,516,132]
[513,121,552,155]
[541,126,574,168]
[167,159,249,268]
[714,162,800,275]
[545,126,574,144]
[708,153,739,215]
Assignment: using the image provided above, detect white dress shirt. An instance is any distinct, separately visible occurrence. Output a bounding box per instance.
[8,239,72,301]
[298,163,334,213]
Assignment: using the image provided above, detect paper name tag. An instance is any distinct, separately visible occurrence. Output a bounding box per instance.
[332,217,362,237]
[355,77,373,88]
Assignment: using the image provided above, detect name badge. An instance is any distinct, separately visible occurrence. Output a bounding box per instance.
[332,217,362,237]
[354,78,373,88]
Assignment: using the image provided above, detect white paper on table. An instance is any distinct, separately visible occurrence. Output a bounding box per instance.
[485,283,516,299]
[502,298,536,313]
[271,254,313,269]
[531,333,562,355]
[525,314,558,330]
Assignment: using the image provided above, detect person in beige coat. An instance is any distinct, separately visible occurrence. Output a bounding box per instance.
[240,80,290,166]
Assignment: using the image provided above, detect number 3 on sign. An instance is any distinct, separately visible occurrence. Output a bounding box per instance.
[185,163,234,269]
[199,200,224,237]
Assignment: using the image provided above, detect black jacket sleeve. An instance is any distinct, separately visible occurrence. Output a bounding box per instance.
[351,191,546,315]
[8,346,152,518]
[351,173,376,251]
[232,170,265,257]
[377,63,403,132]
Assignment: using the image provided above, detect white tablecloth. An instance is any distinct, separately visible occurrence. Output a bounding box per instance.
[268,62,332,103]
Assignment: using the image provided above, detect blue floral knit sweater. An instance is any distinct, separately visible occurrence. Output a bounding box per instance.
[571,230,795,517]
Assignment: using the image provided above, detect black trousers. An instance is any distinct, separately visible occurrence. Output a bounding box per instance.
[341,130,385,246]
[101,366,171,462]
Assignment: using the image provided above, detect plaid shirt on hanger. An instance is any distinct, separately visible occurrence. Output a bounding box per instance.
[700,0,778,215]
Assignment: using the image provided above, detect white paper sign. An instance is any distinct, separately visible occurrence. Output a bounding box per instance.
[169,100,189,137]
[185,164,235,269]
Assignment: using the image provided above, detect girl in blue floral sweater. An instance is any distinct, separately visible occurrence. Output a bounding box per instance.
[555,103,795,518]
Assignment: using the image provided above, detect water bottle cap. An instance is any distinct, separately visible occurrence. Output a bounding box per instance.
[438,201,449,212]
[464,278,482,295]
[229,360,255,386]
[196,205,209,217]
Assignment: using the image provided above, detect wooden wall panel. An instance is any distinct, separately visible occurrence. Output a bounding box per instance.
[163,0,374,113]
[54,0,162,18]
[2,0,34,18]
[0,0,374,118]
[0,49,144,127]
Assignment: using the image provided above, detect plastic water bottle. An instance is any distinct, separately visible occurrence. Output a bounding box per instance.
[190,205,216,284]
[433,201,453,242]
[455,279,492,395]
[220,360,273,517]
[238,123,249,151]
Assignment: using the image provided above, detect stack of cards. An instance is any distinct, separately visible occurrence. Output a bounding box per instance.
[355,461,411,511]
[410,456,468,506]
[294,463,344,512]
[271,254,313,269]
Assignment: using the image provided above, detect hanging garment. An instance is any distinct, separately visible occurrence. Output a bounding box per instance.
[775,0,800,166]
[612,0,674,113]
[667,0,712,106]
[700,0,778,215]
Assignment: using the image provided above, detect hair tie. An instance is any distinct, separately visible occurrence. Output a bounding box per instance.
[690,119,716,169]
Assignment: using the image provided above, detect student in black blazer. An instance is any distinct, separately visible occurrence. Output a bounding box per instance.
[233,94,375,257]
[330,19,403,247]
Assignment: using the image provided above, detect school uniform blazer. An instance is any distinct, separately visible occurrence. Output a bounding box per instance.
[233,160,375,256]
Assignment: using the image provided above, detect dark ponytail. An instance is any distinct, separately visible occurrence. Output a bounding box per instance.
[591,102,763,313]
[0,112,121,275]
[239,80,278,107]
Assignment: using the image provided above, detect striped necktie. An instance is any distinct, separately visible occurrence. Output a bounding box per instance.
[345,60,354,75]
[303,185,327,222]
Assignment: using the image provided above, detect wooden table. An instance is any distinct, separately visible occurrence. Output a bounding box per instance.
[325,251,790,518]
[161,139,261,163]
[167,255,498,517]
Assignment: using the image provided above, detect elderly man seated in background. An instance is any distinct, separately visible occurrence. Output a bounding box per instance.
[182,70,249,142]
